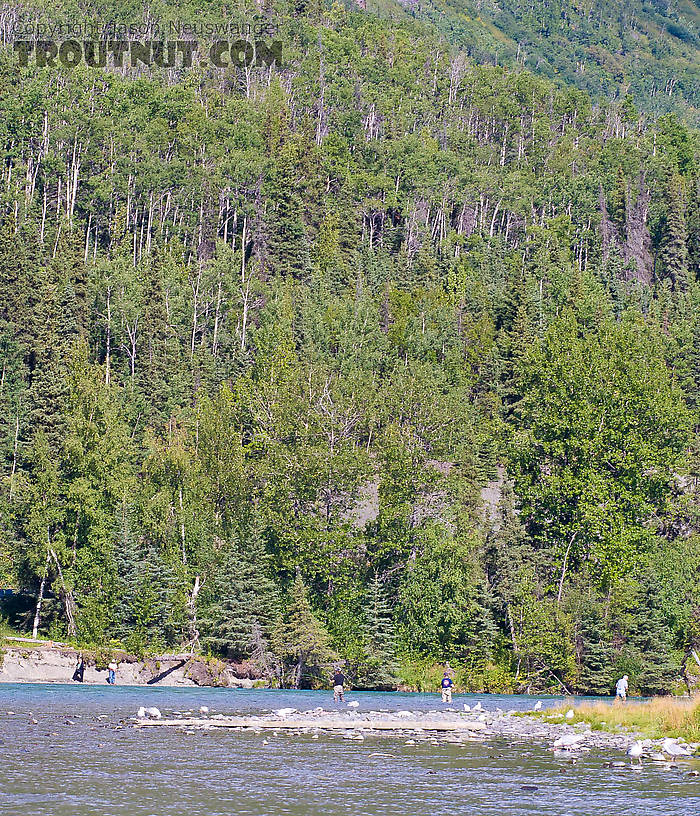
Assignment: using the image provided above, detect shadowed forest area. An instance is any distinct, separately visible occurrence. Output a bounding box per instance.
[0,0,699,695]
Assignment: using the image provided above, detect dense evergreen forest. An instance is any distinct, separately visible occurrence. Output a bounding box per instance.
[0,0,699,695]
[405,0,700,125]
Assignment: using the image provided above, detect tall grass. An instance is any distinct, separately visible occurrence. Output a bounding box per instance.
[549,696,700,741]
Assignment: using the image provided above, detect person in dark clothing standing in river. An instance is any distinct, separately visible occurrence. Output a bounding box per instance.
[72,655,85,682]
[332,669,345,702]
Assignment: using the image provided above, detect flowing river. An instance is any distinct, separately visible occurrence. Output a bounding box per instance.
[0,684,697,815]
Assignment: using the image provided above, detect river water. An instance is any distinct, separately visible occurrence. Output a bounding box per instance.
[0,684,697,815]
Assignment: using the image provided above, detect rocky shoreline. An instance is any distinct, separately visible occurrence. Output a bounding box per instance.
[0,640,256,688]
[132,705,700,768]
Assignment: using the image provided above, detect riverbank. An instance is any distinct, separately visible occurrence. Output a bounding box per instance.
[0,639,257,687]
[541,697,700,742]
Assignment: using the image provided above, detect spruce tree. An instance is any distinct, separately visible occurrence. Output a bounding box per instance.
[0,278,28,481]
[627,593,680,695]
[357,572,398,688]
[659,175,689,292]
[117,542,185,651]
[271,574,334,688]
[265,155,308,278]
[609,167,627,238]
[577,605,614,694]
[484,481,540,664]
[52,229,89,337]
[138,248,180,425]
[0,220,32,353]
[497,268,535,413]
[200,526,279,659]
[27,269,70,452]
[686,176,700,281]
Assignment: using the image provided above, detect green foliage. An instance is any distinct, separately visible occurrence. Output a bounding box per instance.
[271,574,335,688]
[413,0,700,124]
[398,531,496,666]
[659,175,690,291]
[0,0,696,694]
[575,602,614,696]
[511,310,691,589]
[354,573,398,688]
[200,527,279,659]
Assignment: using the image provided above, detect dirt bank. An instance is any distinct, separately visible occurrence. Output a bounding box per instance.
[0,639,257,688]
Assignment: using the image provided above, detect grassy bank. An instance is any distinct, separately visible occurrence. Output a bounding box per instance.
[544,697,700,742]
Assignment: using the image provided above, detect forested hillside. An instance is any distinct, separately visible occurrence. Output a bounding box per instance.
[0,0,699,694]
[399,0,700,124]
